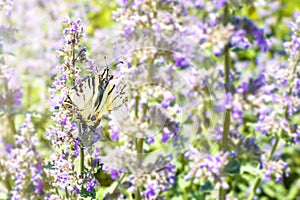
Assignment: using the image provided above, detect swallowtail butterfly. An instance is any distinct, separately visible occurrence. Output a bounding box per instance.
[63,61,128,127]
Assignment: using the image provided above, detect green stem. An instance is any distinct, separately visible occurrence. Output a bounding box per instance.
[7,113,16,139]
[148,56,154,82]
[224,43,231,86]
[268,135,280,161]
[135,95,139,119]
[223,3,229,26]
[55,187,59,195]
[111,173,126,195]
[247,130,281,200]
[219,187,226,200]
[134,93,143,200]
[80,144,84,176]
[247,176,261,200]
[136,138,144,159]
[219,4,230,199]
[70,33,76,85]
[135,187,141,200]
[135,137,144,183]
[134,137,143,200]
[222,109,231,150]
[222,35,231,149]
[79,124,84,177]
[3,79,16,142]
[4,177,12,198]
[65,186,69,199]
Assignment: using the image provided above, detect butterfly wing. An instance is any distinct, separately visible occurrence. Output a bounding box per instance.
[65,75,102,122]
[63,69,128,126]
[98,82,129,116]
[89,73,114,121]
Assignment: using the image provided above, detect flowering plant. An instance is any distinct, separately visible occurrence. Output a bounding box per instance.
[0,0,299,199]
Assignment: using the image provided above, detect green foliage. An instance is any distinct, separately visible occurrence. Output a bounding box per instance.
[224,159,241,174]
[85,0,117,34]
[80,187,96,199]
[94,167,114,187]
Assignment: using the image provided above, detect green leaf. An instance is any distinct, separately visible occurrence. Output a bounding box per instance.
[96,187,106,200]
[199,181,213,192]
[120,189,132,200]
[243,110,257,123]
[170,99,176,107]
[231,47,245,52]
[224,159,241,174]
[43,162,55,170]
[80,187,96,199]
[96,182,118,200]
[94,165,114,187]
[178,175,190,189]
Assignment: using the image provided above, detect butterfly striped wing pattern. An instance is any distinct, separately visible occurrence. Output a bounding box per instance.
[63,68,127,126]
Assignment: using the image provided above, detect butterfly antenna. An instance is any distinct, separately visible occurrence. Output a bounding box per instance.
[110,60,124,69]
[104,56,109,78]
[104,56,109,69]
[116,61,124,65]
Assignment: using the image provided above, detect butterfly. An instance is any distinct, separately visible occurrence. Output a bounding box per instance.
[62,61,128,127]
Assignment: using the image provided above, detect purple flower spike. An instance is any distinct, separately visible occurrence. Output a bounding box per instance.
[86,178,97,193]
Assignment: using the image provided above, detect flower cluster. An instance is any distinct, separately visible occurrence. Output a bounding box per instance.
[284,11,300,62]
[114,0,269,57]
[0,64,22,110]
[113,1,282,199]
[127,165,175,199]
[0,0,14,16]
[262,158,290,182]
[184,146,229,189]
[46,18,98,197]
[0,114,44,199]
[0,0,300,199]
[0,0,21,114]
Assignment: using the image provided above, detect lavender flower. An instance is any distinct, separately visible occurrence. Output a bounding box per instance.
[86,178,97,192]
[127,164,175,199]
[230,29,250,50]
[0,114,44,198]
[0,0,14,16]
[109,120,120,142]
[234,17,269,52]
[1,0,300,199]
[161,127,173,143]
[174,55,189,69]
[113,0,235,56]
[284,10,300,62]
[262,158,290,183]
[46,17,93,197]
[184,146,229,189]
[0,65,22,111]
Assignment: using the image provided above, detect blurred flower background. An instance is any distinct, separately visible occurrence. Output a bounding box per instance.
[0,0,300,199]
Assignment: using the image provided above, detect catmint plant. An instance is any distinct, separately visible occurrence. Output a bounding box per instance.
[0,0,300,199]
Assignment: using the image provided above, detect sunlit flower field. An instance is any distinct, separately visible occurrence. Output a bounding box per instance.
[0,0,300,199]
